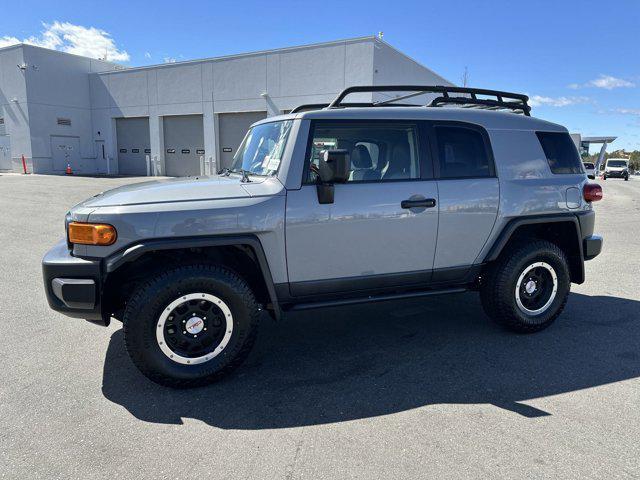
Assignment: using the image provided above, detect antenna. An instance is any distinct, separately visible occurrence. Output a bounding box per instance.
[461,66,470,87]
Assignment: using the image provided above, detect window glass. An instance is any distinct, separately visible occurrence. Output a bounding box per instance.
[607,160,627,168]
[435,126,490,178]
[536,132,583,174]
[306,122,420,183]
[230,120,292,175]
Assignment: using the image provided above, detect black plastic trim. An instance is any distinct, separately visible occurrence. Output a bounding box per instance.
[42,240,105,323]
[483,213,589,284]
[288,287,466,312]
[104,235,282,320]
[583,235,603,260]
[283,264,480,302]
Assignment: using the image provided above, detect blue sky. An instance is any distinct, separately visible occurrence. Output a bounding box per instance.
[2,0,639,150]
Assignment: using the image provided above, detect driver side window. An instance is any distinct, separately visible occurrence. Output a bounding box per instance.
[306,122,420,183]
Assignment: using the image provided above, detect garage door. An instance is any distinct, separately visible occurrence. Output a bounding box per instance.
[163,115,204,177]
[51,136,80,173]
[0,135,11,171]
[116,117,150,176]
[218,111,267,169]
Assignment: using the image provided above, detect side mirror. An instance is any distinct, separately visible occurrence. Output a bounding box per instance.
[316,149,350,204]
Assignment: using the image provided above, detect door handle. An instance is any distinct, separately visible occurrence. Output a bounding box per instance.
[401,198,436,209]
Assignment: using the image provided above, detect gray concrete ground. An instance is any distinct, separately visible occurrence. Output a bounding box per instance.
[0,173,639,479]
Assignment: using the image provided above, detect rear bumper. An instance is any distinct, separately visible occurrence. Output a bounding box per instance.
[42,239,107,325]
[583,235,603,261]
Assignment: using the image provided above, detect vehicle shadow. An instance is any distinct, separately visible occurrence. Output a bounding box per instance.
[101,292,640,428]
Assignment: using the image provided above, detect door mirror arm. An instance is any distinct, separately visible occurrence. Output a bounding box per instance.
[315,149,350,205]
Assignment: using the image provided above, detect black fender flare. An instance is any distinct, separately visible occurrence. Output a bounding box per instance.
[103,235,281,320]
[482,214,585,284]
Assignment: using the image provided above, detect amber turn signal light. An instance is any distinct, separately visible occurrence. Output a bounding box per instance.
[68,222,117,245]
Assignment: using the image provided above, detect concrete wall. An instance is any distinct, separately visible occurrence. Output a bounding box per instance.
[21,46,118,173]
[372,42,454,105]
[0,45,30,170]
[90,37,378,174]
[0,37,454,175]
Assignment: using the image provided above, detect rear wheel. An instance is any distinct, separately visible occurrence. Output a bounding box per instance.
[123,264,259,388]
[480,240,570,333]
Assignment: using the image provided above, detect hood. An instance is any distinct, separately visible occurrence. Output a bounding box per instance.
[79,175,282,208]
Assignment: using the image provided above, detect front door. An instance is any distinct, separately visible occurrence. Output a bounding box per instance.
[285,120,438,296]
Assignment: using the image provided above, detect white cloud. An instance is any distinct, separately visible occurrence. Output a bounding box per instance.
[589,75,635,89]
[0,21,129,62]
[569,75,635,90]
[529,95,590,107]
[144,52,151,59]
[0,36,22,48]
[611,108,640,116]
[163,57,177,63]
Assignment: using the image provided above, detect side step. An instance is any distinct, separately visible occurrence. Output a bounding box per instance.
[286,287,467,312]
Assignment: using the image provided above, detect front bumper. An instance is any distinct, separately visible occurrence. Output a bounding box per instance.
[42,239,107,325]
[605,170,628,178]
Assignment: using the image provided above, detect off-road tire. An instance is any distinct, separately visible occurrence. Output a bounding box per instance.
[123,264,259,388]
[480,240,570,333]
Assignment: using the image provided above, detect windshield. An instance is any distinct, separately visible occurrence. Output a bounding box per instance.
[230,120,293,175]
[607,160,627,168]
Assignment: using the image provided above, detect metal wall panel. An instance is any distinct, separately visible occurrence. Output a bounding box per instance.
[163,115,204,177]
[116,117,151,176]
[218,111,267,169]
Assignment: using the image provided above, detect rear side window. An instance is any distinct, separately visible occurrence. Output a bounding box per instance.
[536,132,583,174]
[434,126,491,179]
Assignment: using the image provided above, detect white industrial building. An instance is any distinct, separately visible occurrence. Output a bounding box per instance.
[0,36,452,176]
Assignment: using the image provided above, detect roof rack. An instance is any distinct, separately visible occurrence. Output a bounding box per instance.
[292,85,531,116]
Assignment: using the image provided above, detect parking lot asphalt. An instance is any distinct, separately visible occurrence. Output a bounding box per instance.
[1,173,639,479]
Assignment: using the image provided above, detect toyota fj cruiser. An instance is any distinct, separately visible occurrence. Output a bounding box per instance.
[43,86,603,388]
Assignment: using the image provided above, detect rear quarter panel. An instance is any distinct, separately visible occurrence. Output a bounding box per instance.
[475,128,590,263]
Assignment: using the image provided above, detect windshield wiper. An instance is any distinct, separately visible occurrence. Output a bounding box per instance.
[240,169,252,183]
[227,168,258,182]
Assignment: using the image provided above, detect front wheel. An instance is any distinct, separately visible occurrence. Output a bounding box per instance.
[480,240,570,333]
[123,264,260,388]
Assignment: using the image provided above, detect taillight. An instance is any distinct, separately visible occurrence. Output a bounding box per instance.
[583,183,603,202]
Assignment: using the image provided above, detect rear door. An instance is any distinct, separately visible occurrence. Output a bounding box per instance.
[429,122,499,279]
[285,120,439,296]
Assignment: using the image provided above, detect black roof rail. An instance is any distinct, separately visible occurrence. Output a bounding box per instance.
[306,85,532,116]
[289,101,422,113]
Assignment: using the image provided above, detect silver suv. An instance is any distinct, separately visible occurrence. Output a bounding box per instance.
[42,86,604,388]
